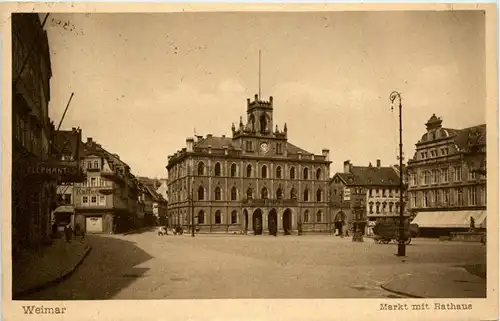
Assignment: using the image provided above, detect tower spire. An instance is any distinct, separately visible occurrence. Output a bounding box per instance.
[258,49,261,100]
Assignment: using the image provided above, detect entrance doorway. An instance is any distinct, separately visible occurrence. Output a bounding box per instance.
[283,208,292,235]
[252,209,263,235]
[243,209,249,232]
[334,211,347,236]
[268,208,277,235]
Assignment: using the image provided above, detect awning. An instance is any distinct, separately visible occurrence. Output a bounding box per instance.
[52,206,75,214]
[411,210,486,228]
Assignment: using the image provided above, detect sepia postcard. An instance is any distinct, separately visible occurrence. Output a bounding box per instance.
[1,2,498,321]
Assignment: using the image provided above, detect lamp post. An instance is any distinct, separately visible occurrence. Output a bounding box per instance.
[389,91,406,257]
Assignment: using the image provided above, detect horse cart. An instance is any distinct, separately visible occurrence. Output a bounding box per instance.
[372,221,419,245]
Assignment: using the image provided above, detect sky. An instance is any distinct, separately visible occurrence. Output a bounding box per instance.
[43,11,486,179]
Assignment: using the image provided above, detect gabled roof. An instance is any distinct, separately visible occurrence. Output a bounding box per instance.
[52,130,83,158]
[82,139,130,168]
[286,142,310,154]
[137,176,161,190]
[417,120,486,149]
[195,136,236,150]
[453,124,486,151]
[333,165,400,187]
[193,135,312,154]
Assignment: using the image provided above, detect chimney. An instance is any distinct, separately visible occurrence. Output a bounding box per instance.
[322,149,330,161]
[222,134,226,138]
[254,94,259,101]
[343,160,351,173]
[186,138,194,152]
[377,159,381,168]
[206,134,213,138]
[196,135,203,142]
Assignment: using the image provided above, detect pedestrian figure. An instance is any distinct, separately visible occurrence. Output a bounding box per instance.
[75,223,85,240]
[469,216,475,232]
[51,220,58,238]
[64,224,72,243]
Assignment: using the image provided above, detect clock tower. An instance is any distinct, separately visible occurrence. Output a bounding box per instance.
[232,94,288,156]
[246,94,273,136]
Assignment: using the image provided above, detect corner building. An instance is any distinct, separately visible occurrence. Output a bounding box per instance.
[407,115,487,236]
[167,94,331,235]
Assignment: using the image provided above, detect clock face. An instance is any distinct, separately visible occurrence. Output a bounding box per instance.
[260,142,269,153]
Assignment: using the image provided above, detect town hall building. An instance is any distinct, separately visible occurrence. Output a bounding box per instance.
[166,94,331,235]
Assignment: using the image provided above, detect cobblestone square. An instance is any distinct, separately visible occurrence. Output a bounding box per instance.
[23,231,486,300]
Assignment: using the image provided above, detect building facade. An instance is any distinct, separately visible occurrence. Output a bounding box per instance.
[167,94,331,235]
[12,13,57,253]
[328,176,367,236]
[72,137,140,234]
[330,160,409,234]
[137,177,168,226]
[407,115,487,236]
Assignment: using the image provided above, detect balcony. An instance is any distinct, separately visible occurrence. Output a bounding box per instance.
[241,198,298,207]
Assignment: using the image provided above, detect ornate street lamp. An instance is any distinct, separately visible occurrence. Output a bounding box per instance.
[389,91,406,257]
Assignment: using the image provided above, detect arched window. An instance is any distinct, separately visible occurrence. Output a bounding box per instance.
[246,164,252,178]
[261,187,268,199]
[230,163,237,177]
[316,211,322,222]
[276,188,283,199]
[316,189,322,202]
[304,210,310,223]
[246,187,253,199]
[197,210,205,224]
[250,115,256,132]
[316,168,322,180]
[369,202,374,214]
[215,186,222,200]
[290,187,297,199]
[303,167,309,180]
[231,186,238,201]
[215,162,221,177]
[197,162,205,176]
[376,202,381,214]
[303,189,309,201]
[231,210,238,224]
[197,186,205,200]
[260,114,268,134]
[215,210,222,224]
[276,166,282,179]
[261,165,268,178]
[290,167,296,179]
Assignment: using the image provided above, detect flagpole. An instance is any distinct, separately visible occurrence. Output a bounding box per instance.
[258,50,261,99]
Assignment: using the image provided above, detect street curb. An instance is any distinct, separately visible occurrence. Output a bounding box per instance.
[380,283,424,299]
[13,245,92,299]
